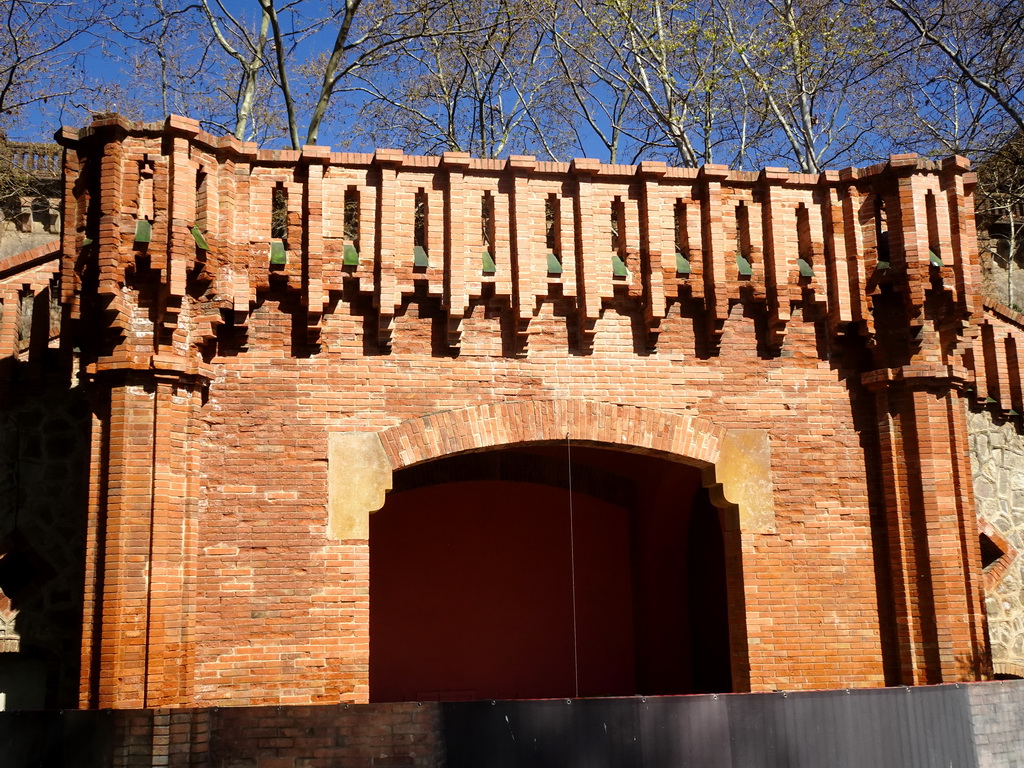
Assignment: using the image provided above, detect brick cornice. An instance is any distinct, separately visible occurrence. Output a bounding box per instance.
[0,239,59,279]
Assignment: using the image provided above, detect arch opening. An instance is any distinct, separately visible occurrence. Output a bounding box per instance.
[369,444,736,703]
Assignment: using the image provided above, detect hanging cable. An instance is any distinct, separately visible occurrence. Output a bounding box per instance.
[567,432,579,699]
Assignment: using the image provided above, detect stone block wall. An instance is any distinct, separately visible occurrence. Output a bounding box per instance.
[965,303,1024,679]
[966,679,1024,767]
[969,406,1024,675]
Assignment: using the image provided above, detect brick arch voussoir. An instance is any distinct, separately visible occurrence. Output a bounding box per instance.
[378,399,725,472]
[993,661,1024,680]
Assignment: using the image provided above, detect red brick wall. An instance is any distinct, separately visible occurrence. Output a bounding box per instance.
[208,702,443,768]
[41,115,993,708]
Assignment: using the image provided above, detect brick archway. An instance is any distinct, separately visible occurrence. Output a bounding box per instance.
[327,399,770,542]
[364,399,752,696]
[376,399,727,472]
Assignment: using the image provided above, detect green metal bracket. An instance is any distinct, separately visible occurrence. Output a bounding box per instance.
[929,248,943,267]
[736,253,753,277]
[675,251,691,276]
[135,219,152,244]
[612,253,628,277]
[413,245,429,267]
[546,252,563,274]
[877,258,891,271]
[343,243,359,266]
[482,250,496,274]
[190,225,209,250]
[985,396,998,404]
[270,239,287,265]
[797,257,814,278]
[81,236,93,247]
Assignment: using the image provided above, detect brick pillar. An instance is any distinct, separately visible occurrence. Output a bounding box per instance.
[81,366,204,708]
[867,369,989,684]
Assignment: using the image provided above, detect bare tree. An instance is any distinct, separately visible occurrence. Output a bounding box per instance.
[976,135,1024,308]
[719,0,895,173]
[192,0,334,144]
[881,0,1024,149]
[560,0,713,167]
[99,0,221,126]
[551,0,779,168]
[0,0,111,132]
[345,0,570,158]
[548,3,640,163]
[200,0,273,141]
[272,0,462,148]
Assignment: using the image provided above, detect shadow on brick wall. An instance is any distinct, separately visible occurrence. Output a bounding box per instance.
[0,386,91,709]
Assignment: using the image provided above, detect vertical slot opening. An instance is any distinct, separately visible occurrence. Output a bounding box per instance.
[191,169,210,250]
[48,274,61,340]
[482,192,496,273]
[796,203,814,277]
[195,169,208,232]
[16,287,33,354]
[344,187,360,244]
[735,203,752,277]
[875,196,890,270]
[982,322,1001,405]
[925,191,943,266]
[271,183,288,244]
[414,189,429,267]
[546,194,562,274]
[674,200,691,275]
[269,182,288,265]
[138,161,154,221]
[1006,335,1022,415]
[611,196,627,276]
[76,154,99,245]
[343,186,360,265]
[611,197,623,252]
[135,161,155,244]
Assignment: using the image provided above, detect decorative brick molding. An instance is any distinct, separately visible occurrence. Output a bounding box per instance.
[378,400,726,471]
[970,303,1024,417]
[992,662,1024,679]
[978,521,1017,591]
[371,400,773,535]
[324,401,776,539]
[0,238,59,278]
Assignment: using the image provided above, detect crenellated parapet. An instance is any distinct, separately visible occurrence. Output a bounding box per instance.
[971,302,1024,415]
[54,115,983,373]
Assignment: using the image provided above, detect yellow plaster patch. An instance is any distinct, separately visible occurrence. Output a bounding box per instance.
[327,432,393,540]
[713,429,776,532]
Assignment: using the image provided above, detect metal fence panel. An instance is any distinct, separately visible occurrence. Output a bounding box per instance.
[637,694,731,768]
[0,710,111,768]
[443,684,979,768]
[442,697,643,768]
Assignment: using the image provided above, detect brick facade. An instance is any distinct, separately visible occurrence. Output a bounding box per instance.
[0,113,1003,707]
